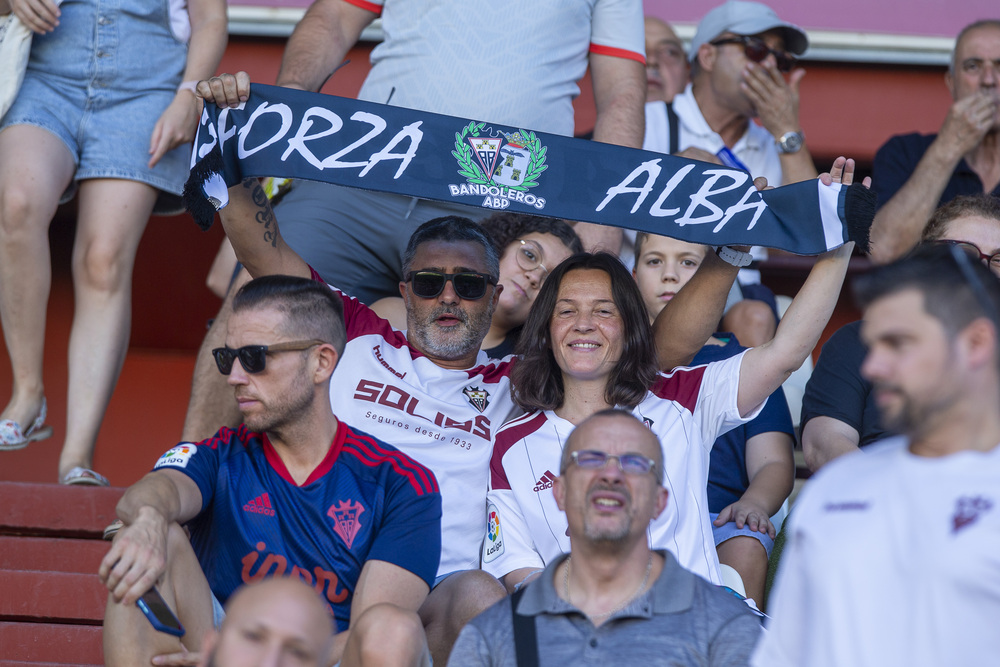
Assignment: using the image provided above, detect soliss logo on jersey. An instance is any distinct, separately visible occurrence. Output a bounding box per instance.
[463,386,490,413]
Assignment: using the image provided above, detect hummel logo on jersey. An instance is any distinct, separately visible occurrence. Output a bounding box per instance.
[952,495,993,534]
[533,471,557,492]
[243,493,276,516]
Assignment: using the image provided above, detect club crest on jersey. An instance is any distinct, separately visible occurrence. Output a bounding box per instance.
[449,123,547,211]
[642,417,655,430]
[952,495,993,534]
[483,502,504,562]
[154,443,196,469]
[463,386,490,413]
[328,500,366,549]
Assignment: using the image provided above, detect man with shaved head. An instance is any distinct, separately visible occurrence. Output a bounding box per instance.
[201,578,334,667]
[450,410,761,667]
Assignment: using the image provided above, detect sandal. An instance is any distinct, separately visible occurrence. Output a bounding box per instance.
[61,466,110,487]
[103,519,124,541]
[0,398,53,451]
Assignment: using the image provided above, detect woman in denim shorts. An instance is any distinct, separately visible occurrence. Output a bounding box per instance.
[0,0,226,484]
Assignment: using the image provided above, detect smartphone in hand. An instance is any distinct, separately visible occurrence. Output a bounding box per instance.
[136,586,185,637]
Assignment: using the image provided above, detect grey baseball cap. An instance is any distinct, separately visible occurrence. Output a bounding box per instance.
[688,0,809,61]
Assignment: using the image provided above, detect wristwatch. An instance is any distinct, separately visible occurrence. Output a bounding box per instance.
[776,130,805,154]
[714,246,754,267]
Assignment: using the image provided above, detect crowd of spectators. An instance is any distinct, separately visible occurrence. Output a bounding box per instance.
[2,0,999,664]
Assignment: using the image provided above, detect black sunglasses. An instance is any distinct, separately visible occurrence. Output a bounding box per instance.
[212,340,326,375]
[710,35,797,73]
[406,271,497,300]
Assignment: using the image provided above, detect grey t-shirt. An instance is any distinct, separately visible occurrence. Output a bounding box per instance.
[449,551,762,666]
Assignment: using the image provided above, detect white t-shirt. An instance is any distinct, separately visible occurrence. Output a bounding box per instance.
[327,284,518,575]
[754,436,1000,667]
[483,352,757,585]
[352,0,645,137]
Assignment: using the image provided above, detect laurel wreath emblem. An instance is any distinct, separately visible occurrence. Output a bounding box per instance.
[452,122,547,192]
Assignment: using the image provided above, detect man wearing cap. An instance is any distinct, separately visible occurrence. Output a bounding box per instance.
[643,1,817,348]
[645,0,816,186]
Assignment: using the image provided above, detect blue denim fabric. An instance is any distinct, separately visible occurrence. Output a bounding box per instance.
[1,0,190,213]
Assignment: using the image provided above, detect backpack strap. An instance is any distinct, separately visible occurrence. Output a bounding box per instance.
[510,587,540,667]
[665,101,680,155]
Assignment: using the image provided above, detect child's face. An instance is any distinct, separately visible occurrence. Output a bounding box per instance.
[633,235,708,322]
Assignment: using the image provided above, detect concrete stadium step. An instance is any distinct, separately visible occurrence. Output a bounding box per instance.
[0,482,124,665]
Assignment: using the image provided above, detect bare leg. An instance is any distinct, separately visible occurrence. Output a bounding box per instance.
[418,570,505,665]
[721,299,777,348]
[341,603,431,667]
[0,126,76,434]
[717,535,769,610]
[57,179,157,479]
[180,267,249,442]
[104,522,215,666]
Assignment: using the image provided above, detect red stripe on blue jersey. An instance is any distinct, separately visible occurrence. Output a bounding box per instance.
[490,411,549,490]
[651,364,708,415]
[342,428,439,496]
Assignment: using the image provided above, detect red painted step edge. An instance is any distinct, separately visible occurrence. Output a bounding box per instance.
[0,482,123,537]
[0,621,103,664]
[0,536,110,574]
[0,571,106,622]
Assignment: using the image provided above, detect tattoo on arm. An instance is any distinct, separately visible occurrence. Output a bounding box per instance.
[243,178,277,247]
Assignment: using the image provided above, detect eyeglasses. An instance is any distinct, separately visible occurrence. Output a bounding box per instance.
[710,35,797,73]
[568,450,657,475]
[648,42,686,65]
[212,340,326,375]
[932,240,1000,271]
[515,239,550,279]
[405,271,497,300]
[944,242,1000,329]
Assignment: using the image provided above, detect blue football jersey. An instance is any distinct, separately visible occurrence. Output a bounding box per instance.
[153,422,441,630]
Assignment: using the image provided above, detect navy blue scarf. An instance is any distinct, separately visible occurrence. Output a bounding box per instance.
[185,84,873,254]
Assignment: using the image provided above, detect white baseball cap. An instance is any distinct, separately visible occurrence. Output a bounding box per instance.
[688,0,809,61]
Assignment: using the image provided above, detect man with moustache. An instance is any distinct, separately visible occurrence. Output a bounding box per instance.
[869,20,1000,264]
[449,410,762,667]
[755,244,1000,666]
[100,275,440,667]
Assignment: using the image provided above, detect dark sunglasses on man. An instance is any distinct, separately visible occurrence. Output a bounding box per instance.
[710,34,797,73]
[406,271,497,301]
[212,340,326,375]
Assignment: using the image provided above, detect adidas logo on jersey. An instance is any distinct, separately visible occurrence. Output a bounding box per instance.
[243,492,276,516]
[533,471,557,492]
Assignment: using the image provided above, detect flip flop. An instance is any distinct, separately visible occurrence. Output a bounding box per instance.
[0,398,53,451]
[61,466,110,487]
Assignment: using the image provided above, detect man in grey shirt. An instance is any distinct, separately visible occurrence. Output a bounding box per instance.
[449,409,762,666]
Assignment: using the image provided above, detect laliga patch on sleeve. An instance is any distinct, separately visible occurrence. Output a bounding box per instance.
[482,502,504,563]
[154,443,197,469]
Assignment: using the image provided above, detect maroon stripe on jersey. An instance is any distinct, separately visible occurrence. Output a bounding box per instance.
[489,412,548,491]
[200,425,245,451]
[311,267,423,359]
[471,357,517,382]
[651,364,708,414]
[343,430,439,496]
